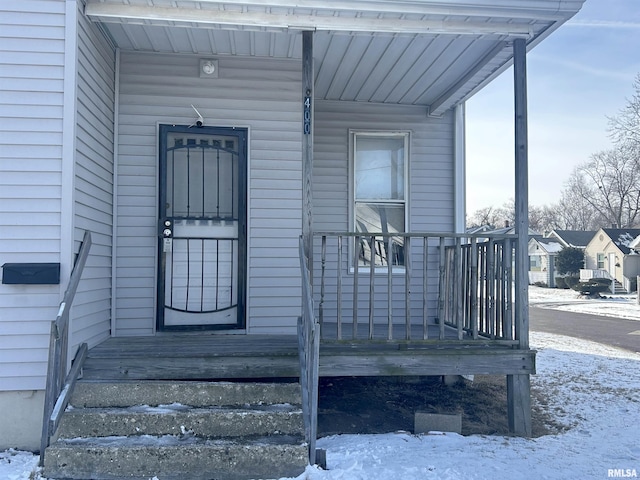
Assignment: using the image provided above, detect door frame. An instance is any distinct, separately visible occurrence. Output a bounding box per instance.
[156,124,248,331]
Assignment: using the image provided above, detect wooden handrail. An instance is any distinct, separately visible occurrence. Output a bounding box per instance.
[298,236,320,466]
[39,231,92,465]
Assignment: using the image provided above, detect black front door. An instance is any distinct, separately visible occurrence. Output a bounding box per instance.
[157,124,247,330]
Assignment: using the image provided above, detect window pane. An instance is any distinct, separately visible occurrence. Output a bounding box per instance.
[355,203,405,266]
[355,203,404,234]
[355,136,405,200]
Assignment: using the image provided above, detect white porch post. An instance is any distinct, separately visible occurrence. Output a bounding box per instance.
[454,103,466,234]
[302,31,314,270]
[508,37,532,437]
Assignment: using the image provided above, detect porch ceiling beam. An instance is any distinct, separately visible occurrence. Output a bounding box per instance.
[84,3,534,37]
[196,0,582,21]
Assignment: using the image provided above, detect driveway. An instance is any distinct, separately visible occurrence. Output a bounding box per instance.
[530,306,640,353]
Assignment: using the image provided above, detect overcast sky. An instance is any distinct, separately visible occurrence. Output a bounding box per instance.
[465,0,640,214]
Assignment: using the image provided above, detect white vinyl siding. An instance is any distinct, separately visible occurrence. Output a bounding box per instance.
[314,101,454,233]
[0,0,66,391]
[115,52,302,335]
[72,5,116,349]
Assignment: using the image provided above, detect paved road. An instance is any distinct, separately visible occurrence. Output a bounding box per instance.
[530,306,640,353]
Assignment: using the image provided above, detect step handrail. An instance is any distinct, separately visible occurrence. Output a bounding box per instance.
[39,231,92,465]
[298,235,320,465]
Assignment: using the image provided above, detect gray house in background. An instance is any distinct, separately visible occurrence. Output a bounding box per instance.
[546,229,596,250]
[0,1,585,476]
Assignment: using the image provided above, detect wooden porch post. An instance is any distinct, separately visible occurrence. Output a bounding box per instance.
[302,31,314,270]
[508,37,532,437]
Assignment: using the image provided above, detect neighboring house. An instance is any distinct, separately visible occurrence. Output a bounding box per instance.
[528,238,563,288]
[0,0,585,472]
[546,229,596,250]
[529,230,596,288]
[583,228,640,293]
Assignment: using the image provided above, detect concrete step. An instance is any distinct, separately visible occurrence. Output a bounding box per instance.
[55,404,304,439]
[44,380,308,480]
[44,436,308,480]
[71,380,302,408]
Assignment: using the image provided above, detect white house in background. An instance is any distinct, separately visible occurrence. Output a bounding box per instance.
[582,228,640,293]
[0,0,585,468]
[529,230,596,288]
[528,238,564,288]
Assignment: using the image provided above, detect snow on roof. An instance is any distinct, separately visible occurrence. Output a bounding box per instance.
[530,238,563,254]
[540,240,563,253]
[602,228,640,254]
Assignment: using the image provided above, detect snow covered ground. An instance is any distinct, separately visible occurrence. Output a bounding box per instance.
[2,286,639,480]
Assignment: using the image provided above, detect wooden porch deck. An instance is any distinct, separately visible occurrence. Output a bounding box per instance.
[82,331,535,381]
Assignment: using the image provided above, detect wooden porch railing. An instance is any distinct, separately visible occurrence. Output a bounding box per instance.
[297,236,320,465]
[39,231,92,464]
[311,232,522,346]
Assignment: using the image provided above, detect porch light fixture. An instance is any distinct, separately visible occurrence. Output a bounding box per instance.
[199,59,218,78]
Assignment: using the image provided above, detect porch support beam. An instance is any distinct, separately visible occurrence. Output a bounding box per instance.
[509,37,532,437]
[302,31,314,267]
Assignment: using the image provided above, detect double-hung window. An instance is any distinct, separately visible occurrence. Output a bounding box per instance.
[352,131,409,267]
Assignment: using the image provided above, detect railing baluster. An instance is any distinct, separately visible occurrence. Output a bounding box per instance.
[470,237,479,339]
[487,240,496,339]
[479,242,486,336]
[455,237,463,340]
[337,235,343,340]
[368,235,375,340]
[496,241,504,338]
[422,236,428,340]
[387,236,393,340]
[405,235,411,340]
[505,238,513,340]
[353,235,360,340]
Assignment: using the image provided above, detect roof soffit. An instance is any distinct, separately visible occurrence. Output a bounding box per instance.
[84,0,585,114]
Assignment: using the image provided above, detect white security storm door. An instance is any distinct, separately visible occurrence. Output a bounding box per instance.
[157,125,247,331]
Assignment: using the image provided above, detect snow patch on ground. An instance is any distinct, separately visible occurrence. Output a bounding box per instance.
[530,285,640,321]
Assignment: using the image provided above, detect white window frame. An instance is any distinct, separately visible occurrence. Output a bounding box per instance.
[349,130,410,271]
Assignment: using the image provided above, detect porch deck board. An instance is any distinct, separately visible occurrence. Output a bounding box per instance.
[82,332,534,381]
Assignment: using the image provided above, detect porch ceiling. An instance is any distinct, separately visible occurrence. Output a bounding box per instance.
[85,0,584,116]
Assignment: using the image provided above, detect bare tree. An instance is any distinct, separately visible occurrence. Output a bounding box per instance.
[466,201,514,229]
[567,144,640,228]
[607,73,640,148]
[528,204,567,233]
[555,187,602,230]
[557,75,640,229]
